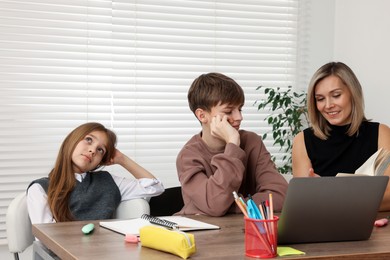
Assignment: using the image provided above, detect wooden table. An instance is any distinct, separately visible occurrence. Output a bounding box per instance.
[32,212,390,260]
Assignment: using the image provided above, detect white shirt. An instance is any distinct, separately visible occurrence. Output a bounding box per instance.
[27,172,164,224]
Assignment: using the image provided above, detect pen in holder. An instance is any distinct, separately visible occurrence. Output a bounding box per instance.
[244,216,279,259]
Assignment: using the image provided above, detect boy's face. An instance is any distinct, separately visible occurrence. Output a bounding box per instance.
[206,102,243,130]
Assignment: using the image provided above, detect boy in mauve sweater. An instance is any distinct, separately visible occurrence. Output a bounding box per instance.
[176,72,288,216]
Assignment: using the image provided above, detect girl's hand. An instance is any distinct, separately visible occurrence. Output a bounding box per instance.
[105,149,156,179]
[106,149,126,166]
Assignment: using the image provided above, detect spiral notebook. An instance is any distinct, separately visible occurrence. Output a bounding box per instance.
[100,214,220,236]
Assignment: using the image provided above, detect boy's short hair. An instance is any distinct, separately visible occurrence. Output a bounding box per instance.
[188,72,245,114]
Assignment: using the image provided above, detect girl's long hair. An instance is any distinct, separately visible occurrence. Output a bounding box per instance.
[48,122,117,222]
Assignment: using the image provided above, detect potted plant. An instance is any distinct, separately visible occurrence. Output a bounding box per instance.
[255,86,308,174]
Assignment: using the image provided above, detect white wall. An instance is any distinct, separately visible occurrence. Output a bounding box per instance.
[306,0,390,125]
[334,0,390,125]
[298,0,335,89]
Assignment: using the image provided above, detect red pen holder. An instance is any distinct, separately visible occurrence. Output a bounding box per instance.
[244,216,279,258]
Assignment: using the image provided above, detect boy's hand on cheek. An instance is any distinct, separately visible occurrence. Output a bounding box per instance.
[210,115,240,146]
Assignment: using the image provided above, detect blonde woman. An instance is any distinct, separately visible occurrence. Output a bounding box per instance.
[292,62,390,210]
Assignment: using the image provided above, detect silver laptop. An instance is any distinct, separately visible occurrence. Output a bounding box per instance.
[278,176,389,244]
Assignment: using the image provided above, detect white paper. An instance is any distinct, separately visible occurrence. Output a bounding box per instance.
[100,216,220,236]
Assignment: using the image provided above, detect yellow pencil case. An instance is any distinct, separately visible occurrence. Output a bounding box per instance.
[139,225,196,259]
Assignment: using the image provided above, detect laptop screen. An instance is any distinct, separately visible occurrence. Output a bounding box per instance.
[277,176,389,244]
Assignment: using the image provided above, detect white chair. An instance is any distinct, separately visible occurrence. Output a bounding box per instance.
[6,192,150,260]
[6,193,34,260]
[113,198,150,219]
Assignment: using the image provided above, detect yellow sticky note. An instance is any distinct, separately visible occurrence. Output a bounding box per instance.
[277,246,305,256]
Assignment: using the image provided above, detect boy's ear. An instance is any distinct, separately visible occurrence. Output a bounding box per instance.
[195,108,208,123]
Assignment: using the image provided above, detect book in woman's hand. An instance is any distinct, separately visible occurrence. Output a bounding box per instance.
[337,148,390,177]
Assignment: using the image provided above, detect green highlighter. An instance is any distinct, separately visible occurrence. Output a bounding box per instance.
[82,223,95,235]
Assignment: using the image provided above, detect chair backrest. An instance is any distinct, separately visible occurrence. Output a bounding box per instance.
[6,193,34,258]
[149,186,184,216]
[113,198,150,219]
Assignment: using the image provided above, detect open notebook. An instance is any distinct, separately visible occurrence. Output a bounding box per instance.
[100,214,220,236]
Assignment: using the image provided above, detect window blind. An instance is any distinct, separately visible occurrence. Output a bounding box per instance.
[0,0,298,244]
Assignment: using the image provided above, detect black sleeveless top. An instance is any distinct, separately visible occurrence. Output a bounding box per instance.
[29,171,121,220]
[303,121,379,176]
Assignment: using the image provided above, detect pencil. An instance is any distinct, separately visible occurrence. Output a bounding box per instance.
[233,191,247,212]
[259,203,272,243]
[269,193,274,220]
[233,192,249,218]
[268,193,275,250]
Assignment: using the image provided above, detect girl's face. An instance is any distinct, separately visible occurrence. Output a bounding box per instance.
[314,75,353,126]
[71,131,108,173]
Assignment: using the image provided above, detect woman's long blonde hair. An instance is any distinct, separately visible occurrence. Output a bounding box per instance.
[48,122,117,222]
